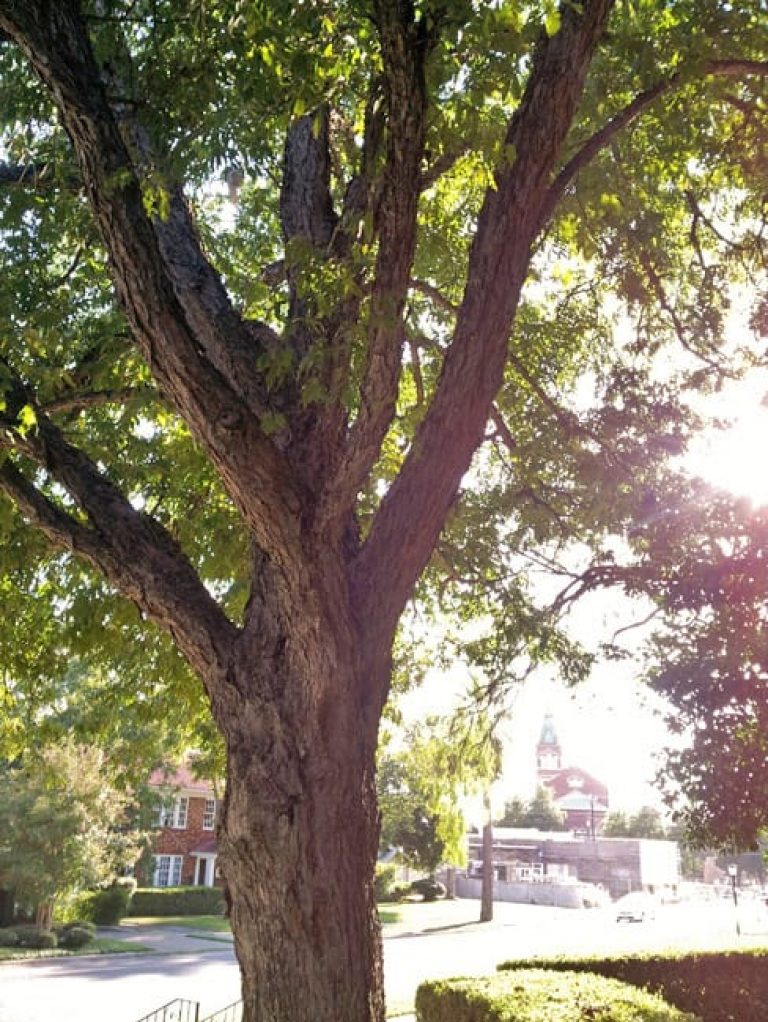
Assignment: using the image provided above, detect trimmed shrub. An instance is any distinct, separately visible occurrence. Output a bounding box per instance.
[59,926,94,949]
[90,883,133,924]
[16,926,58,949]
[416,970,700,1022]
[0,928,18,947]
[64,920,96,934]
[498,949,768,1022]
[128,886,226,917]
[410,878,447,902]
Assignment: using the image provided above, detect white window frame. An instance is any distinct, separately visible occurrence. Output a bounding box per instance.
[172,796,188,829]
[156,796,189,829]
[202,797,216,831]
[153,854,183,888]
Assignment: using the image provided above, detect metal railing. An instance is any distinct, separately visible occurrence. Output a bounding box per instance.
[200,1000,243,1022]
[135,999,200,1022]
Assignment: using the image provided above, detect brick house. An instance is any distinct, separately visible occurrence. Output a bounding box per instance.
[147,764,222,887]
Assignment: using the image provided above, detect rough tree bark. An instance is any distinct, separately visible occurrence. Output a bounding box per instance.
[0,1,627,1019]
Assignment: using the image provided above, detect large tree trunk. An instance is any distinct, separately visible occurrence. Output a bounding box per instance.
[213,552,388,1022]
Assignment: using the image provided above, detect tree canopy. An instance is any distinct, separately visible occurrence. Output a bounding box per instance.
[0,1,766,1018]
[0,741,142,926]
[495,787,568,831]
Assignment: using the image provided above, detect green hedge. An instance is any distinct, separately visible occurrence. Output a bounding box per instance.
[498,949,768,1022]
[62,883,133,925]
[128,886,226,917]
[416,971,700,1022]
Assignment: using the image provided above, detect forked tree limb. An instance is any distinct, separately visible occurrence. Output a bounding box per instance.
[319,0,433,527]
[354,0,617,646]
[0,381,239,679]
[540,58,768,227]
[0,2,303,560]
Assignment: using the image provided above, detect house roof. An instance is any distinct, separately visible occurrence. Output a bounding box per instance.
[149,762,213,794]
[555,791,609,812]
[190,837,218,856]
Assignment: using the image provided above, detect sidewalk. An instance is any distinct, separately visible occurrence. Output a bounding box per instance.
[99,923,235,955]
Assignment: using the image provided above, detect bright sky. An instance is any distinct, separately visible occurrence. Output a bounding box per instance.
[401,364,768,817]
[685,369,768,509]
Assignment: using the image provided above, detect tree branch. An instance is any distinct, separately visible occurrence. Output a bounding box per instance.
[0,2,303,558]
[420,144,471,192]
[540,58,768,226]
[0,442,238,681]
[43,386,155,416]
[318,0,433,527]
[353,0,616,645]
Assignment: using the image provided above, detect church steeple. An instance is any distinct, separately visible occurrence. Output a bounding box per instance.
[536,713,562,777]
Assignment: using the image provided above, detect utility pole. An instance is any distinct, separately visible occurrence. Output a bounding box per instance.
[480,789,494,923]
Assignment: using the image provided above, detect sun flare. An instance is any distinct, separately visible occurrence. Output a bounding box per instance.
[686,374,768,508]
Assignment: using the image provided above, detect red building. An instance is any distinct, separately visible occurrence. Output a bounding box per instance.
[536,714,609,836]
[148,764,222,887]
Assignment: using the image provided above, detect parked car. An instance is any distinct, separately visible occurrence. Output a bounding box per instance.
[615,892,656,923]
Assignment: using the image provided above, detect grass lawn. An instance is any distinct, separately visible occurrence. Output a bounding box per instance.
[0,938,151,961]
[125,915,231,931]
[378,906,401,925]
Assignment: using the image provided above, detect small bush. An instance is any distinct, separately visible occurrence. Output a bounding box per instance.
[416,970,700,1022]
[90,883,134,924]
[65,919,96,933]
[16,926,58,949]
[0,928,18,947]
[128,886,225,917]
[410,878,446,902]
[59,926,94,949]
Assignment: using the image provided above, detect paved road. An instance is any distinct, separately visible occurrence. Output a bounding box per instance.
[0,900,765,1022]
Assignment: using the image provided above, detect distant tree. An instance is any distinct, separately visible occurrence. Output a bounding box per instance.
[377,752,449,876]
[0,741,143,928]
[602,811,631,837]
[603,806,665,839]
[378,727,466,876]
[646,503,768,849]
[496,786,567,831]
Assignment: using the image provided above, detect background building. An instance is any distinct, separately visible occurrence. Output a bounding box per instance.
[465,827,680,901]
[145,764,221,887]
[536,713,609,836]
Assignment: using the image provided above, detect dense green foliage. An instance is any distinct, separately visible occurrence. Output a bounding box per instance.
[378,717,499,873]
[415,971,699,1022]
[374,863,411,903]
[639,502,768,846]
[0,742,144,925]
[64,882,135,925]
[603,807,666,839]
[128,886,226,917]
[498,948,768,1022]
